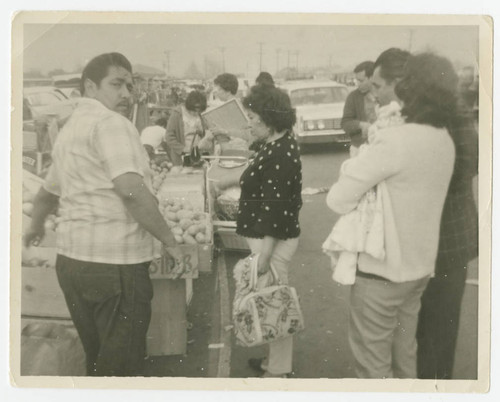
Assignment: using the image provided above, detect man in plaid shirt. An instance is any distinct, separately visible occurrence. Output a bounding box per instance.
[417,101,479,379]
[25,53,181,376]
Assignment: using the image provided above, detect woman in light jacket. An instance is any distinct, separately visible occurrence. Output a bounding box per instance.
[327,50,458,379]
[164,90,212,165]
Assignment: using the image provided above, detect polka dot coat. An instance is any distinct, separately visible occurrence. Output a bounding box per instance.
[236,133,302,240]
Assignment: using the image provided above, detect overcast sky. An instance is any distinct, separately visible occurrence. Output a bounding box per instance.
[23,24,478,79]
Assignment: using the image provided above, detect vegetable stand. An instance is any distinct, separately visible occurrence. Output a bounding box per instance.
[21,165,215,366]
[206,158,251,252]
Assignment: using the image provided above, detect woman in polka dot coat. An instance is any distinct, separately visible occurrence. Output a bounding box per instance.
[236,85,302,378]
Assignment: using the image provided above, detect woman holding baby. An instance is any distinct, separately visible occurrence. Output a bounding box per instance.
[326,48,459,378]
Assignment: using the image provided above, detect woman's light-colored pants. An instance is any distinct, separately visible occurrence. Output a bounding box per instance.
[245,237,299,375]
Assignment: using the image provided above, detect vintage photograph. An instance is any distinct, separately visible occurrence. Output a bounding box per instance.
[10,12,492,392]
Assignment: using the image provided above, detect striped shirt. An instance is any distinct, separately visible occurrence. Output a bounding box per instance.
[44,98,157,264]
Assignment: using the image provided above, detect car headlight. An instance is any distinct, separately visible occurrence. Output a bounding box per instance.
[317,120,325,130]
[305,120,316,131]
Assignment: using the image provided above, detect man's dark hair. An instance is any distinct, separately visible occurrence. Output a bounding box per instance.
[155,117,168,128]
[80,53,132,95]
[395,52,458,129]
[184,90,207,113]
[255,72,275,88]
[353,61,375,78]
[214,73,239,95]
[243,85,296,133]
[373,48,411,83]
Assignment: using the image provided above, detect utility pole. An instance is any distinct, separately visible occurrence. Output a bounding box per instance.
[164,50,171,77]
[218,47,226,73]
[258,42,264,72]
[408,29,414,52]
[295,50,300,76]
[287,50,291,79]
[204,55,208,79]
[276,48,281,75]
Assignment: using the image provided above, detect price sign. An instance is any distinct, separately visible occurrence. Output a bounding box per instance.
[148,244,199,279]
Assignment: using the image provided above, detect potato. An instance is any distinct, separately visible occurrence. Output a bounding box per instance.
[44,220,56,231]
[166,219,176,228]
[179,219,194,231]
[196,223,207,234]
[169,205,181,213]
[171,227,183,236]
[176,209,194,221]
[186,224,199,236]
[193,212,206,221]
[182,233,197,245]
[22,202,34,216]
[195,232,206,243]
[165,212,178,222]
[174,235,184,244]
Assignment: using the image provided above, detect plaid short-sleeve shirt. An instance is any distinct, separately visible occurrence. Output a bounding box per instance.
[44,98,156,264]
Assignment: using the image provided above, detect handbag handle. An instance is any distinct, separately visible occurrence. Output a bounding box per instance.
[248,253,281,291]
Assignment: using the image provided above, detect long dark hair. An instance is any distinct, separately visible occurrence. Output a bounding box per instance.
[395,52,459,129]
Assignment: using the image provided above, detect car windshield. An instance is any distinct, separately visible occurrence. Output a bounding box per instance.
[26,91,67,107]
[290,86,348,106]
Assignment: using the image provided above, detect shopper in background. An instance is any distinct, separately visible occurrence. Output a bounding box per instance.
[255,71,275,88]
[327,49,456,378]
[140,117,168,159]
[341,61,377,156]
[164,90,211,165]
[24,52,182,376]
[249,73,276,153]
[209,73,252,150]
[416,66,479,379]
[237,85,303,378]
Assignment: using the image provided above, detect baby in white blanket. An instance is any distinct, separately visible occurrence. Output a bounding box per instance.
[323,101,404,285]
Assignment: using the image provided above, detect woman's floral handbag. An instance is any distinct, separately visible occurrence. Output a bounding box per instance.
[232,253,304,347]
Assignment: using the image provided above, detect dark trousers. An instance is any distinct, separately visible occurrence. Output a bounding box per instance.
[416,263,467,379]
[55,254,153,376]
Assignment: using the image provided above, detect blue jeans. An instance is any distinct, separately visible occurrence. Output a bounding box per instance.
[55,254,153,376]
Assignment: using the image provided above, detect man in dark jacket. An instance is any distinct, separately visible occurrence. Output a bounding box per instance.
[341,61,377,154]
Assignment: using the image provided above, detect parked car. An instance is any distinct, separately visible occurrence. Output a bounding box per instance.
[57,87,81,99]
[279,80,349,145]
[23,86,76,123]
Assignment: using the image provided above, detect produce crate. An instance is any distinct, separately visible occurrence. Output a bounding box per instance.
[147,279,187,356]
[149,244,201,279]
[21,265,70,319]
[214,221,250,252]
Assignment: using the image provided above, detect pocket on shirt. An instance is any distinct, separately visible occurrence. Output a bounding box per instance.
[77,264,122,304]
